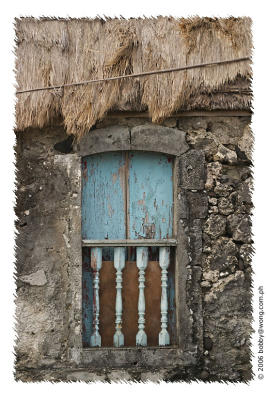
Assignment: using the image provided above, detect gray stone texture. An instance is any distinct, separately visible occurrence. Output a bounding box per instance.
[204,214,226,239]
[178,150,206,189]
[15,116,252,382]
[179,190,208,220]
[130,124,189,156]
[78,123,189,157]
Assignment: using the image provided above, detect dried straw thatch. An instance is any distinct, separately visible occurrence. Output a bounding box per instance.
[15,17,252,138]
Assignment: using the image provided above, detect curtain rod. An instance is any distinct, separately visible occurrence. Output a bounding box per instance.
[16,57,251,95]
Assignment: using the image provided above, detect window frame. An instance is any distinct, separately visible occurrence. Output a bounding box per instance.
[67,124,204,369]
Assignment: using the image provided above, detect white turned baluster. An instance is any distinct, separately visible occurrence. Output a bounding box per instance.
[113,247,126,347]
[90,247,102,347]
[136,247,148,346]
[159,247,170,346]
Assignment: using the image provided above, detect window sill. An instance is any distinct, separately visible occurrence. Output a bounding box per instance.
[81,346,196,368]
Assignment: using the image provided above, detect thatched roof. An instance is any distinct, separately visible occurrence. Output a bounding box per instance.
[15,17,252,138]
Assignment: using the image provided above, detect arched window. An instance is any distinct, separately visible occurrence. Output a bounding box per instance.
[81,151,177,348]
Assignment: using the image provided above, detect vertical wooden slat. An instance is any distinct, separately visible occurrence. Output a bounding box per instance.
[136,247,148,346]
[129,152,173,240]
[113,247,126,347]
[82,247,93,347]
[81,152,126,240]
[159,247,170,346]
[90,247,102,347]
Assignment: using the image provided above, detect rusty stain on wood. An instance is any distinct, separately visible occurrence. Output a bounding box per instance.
[83,257,176,347]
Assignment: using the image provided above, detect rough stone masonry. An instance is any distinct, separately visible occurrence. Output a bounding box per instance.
[15,115,253,382]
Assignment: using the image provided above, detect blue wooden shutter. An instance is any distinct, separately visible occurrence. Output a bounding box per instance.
[82,151,173,241]
[129,151,173,240]
[82,152,126,240]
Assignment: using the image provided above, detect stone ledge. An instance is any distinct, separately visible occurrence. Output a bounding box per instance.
[81,347,196,368]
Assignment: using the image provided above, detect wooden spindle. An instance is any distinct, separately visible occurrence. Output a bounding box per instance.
[113,247,126,347]
[136,247,148,346]
[90,247,102,347]
[159,247,170,346]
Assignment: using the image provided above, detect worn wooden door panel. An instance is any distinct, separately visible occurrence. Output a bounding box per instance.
[129,152,173,240]
[82,152,126,240]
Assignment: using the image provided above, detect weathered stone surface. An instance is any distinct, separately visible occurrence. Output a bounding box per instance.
[77,125,130,156]
[204,215,226,239]
[15,127,82,373]
[227,213,251,243]
[186,129,218,158]
[201,280,212,288]
[213,144,237,164]
[237,179,252,205]
[179,190,208,219]
[205,162,222,190]
[237,125,253,161]
[203,237,238,272]
[208,118,248,145]
[239,244,253,267]
[188,219,203,265]
[204,270,245,306]
[178,150,206,189]
[209,206,218,214]
[203,270,219,283]
[214,182,233,197]
[82,348,195,368]
[15,117,252,382]
[131,124,189,156]
[177,117,208,131]
[218,197,235,215]
[204,336,213,351]
[203,266,252,380]
[66,370,107,382]
[222,164,251,183]
[19,270,47,286]
[209,197,217,205]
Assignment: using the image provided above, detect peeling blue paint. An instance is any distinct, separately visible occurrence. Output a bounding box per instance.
[129,152,173,240]
[82,152,126,241]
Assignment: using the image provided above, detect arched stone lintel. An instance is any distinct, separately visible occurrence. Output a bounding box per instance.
[77,124,189,157]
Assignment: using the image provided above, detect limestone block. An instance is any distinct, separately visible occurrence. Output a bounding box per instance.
[205,162,222,190]
[19,270,47,286]
[240,244,253,267]
[238,125,253,160]
[77,126,130,156]
[204,214,226,239]
[204,237,238,272]
[187,129,218,158]
[189,219,203,265]
[213,144,237,164]
[179,190,208,219]
[131,124,189,156]
[179,150,206,189]
[227,213,251,243]
[218,197,235,216]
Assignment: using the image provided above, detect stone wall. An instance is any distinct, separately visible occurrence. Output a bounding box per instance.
[15,115,253,382]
